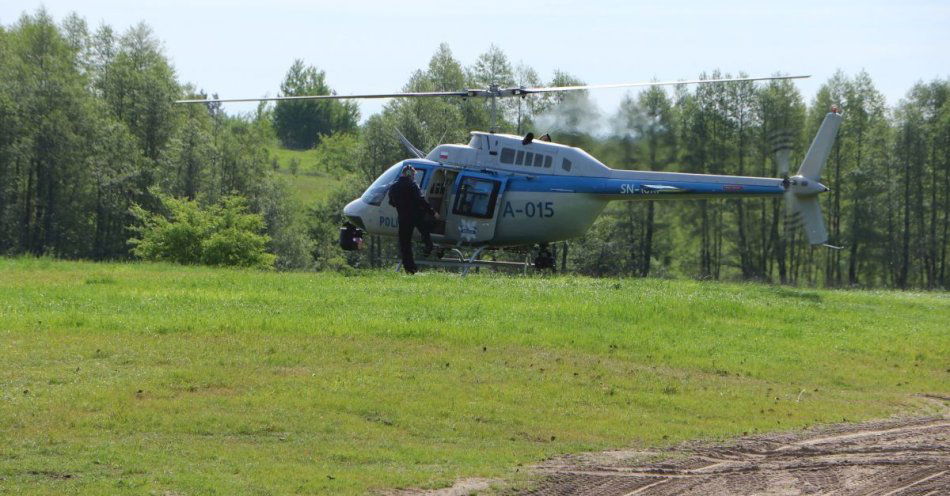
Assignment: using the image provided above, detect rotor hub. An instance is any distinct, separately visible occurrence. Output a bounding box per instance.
[785,175,829,196]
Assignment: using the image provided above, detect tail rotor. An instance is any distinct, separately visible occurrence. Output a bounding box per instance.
[769,128,794,179]
[769,127,799,238]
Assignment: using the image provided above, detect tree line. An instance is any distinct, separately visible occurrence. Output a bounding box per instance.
[1,10,947,289]
[0,11,316,269]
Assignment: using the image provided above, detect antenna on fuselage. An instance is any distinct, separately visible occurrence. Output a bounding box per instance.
[394,128,425,159]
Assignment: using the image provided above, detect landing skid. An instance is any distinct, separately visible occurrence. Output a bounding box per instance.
[396,247,535,276]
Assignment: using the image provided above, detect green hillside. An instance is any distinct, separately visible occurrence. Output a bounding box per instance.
[1,258,947,495]
[267,145,344,206]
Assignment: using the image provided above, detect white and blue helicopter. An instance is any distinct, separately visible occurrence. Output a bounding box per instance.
[179,75,842,273]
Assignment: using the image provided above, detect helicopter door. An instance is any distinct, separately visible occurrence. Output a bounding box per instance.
[446,171,507,244]
[425,168,458,235]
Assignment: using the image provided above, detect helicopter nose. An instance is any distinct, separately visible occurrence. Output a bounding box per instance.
[343,198,367,229]
[343,198,360,217]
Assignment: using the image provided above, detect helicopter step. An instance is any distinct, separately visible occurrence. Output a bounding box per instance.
[395,246,536,276]
[413,257,534,275]
[393,244,563,275]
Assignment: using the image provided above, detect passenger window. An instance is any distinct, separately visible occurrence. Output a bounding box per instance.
[500,148,515,164]
[534,154,544,167]
[515,150,525,165]
[524,152,534,167]
[453,177,501,219]
[562,158,572,172]
[544,155,553,168]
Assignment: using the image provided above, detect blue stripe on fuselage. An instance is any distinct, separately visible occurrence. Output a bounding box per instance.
[504,174,782,196]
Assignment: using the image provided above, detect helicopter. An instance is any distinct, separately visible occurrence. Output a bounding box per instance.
[178,75,842,273]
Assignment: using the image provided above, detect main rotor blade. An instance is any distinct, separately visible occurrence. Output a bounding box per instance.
[176,90,471,104]
[519,74,809,95]
[176,74,809,104]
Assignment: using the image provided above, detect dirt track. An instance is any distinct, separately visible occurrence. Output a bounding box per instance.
[397,397,949,496]
[524,415,949,495]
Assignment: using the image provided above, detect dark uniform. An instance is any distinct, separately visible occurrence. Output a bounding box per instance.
[388,174,436,273]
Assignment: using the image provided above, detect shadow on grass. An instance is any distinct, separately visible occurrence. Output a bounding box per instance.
[766,286,822,303]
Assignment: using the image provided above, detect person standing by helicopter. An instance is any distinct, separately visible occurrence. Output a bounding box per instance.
[388,164,439,274]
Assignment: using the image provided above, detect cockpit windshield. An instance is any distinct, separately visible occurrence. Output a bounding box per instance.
[360,162,428,206]
[361,164,402,206]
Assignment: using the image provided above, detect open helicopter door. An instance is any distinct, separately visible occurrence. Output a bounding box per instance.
[445,171,508,245]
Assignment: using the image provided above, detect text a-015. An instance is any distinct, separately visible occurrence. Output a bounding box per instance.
[502,201,554,218]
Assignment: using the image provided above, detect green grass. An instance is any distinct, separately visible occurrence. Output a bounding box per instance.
[267,146,318,172]
[1,258,947,495]
[266,145,344,206]
[275,169,342,207]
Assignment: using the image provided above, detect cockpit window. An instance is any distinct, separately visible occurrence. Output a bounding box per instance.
[361,164,402,206]
[360,163,428,206]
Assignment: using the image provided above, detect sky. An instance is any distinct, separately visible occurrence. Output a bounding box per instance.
[3,0,949,122]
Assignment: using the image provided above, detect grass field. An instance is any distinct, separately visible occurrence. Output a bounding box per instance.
[267,146,319,173]
[276,169,343,207]
[267,145,344,206]
[1,258,947,495]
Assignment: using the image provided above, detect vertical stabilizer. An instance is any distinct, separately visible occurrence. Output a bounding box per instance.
[789,196,828,245]
[786,110,842,245]
[797,111,843,180]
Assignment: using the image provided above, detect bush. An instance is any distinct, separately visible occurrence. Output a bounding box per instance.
[129,195,276,269]
[306,175,370,270]
[252,177,315,270]
[314,132,359,174]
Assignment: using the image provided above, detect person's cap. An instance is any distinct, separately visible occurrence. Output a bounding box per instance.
[401,164,415,175]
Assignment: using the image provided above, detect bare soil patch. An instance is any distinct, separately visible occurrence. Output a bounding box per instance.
[386,477,500,496]
[523,414,949,495]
